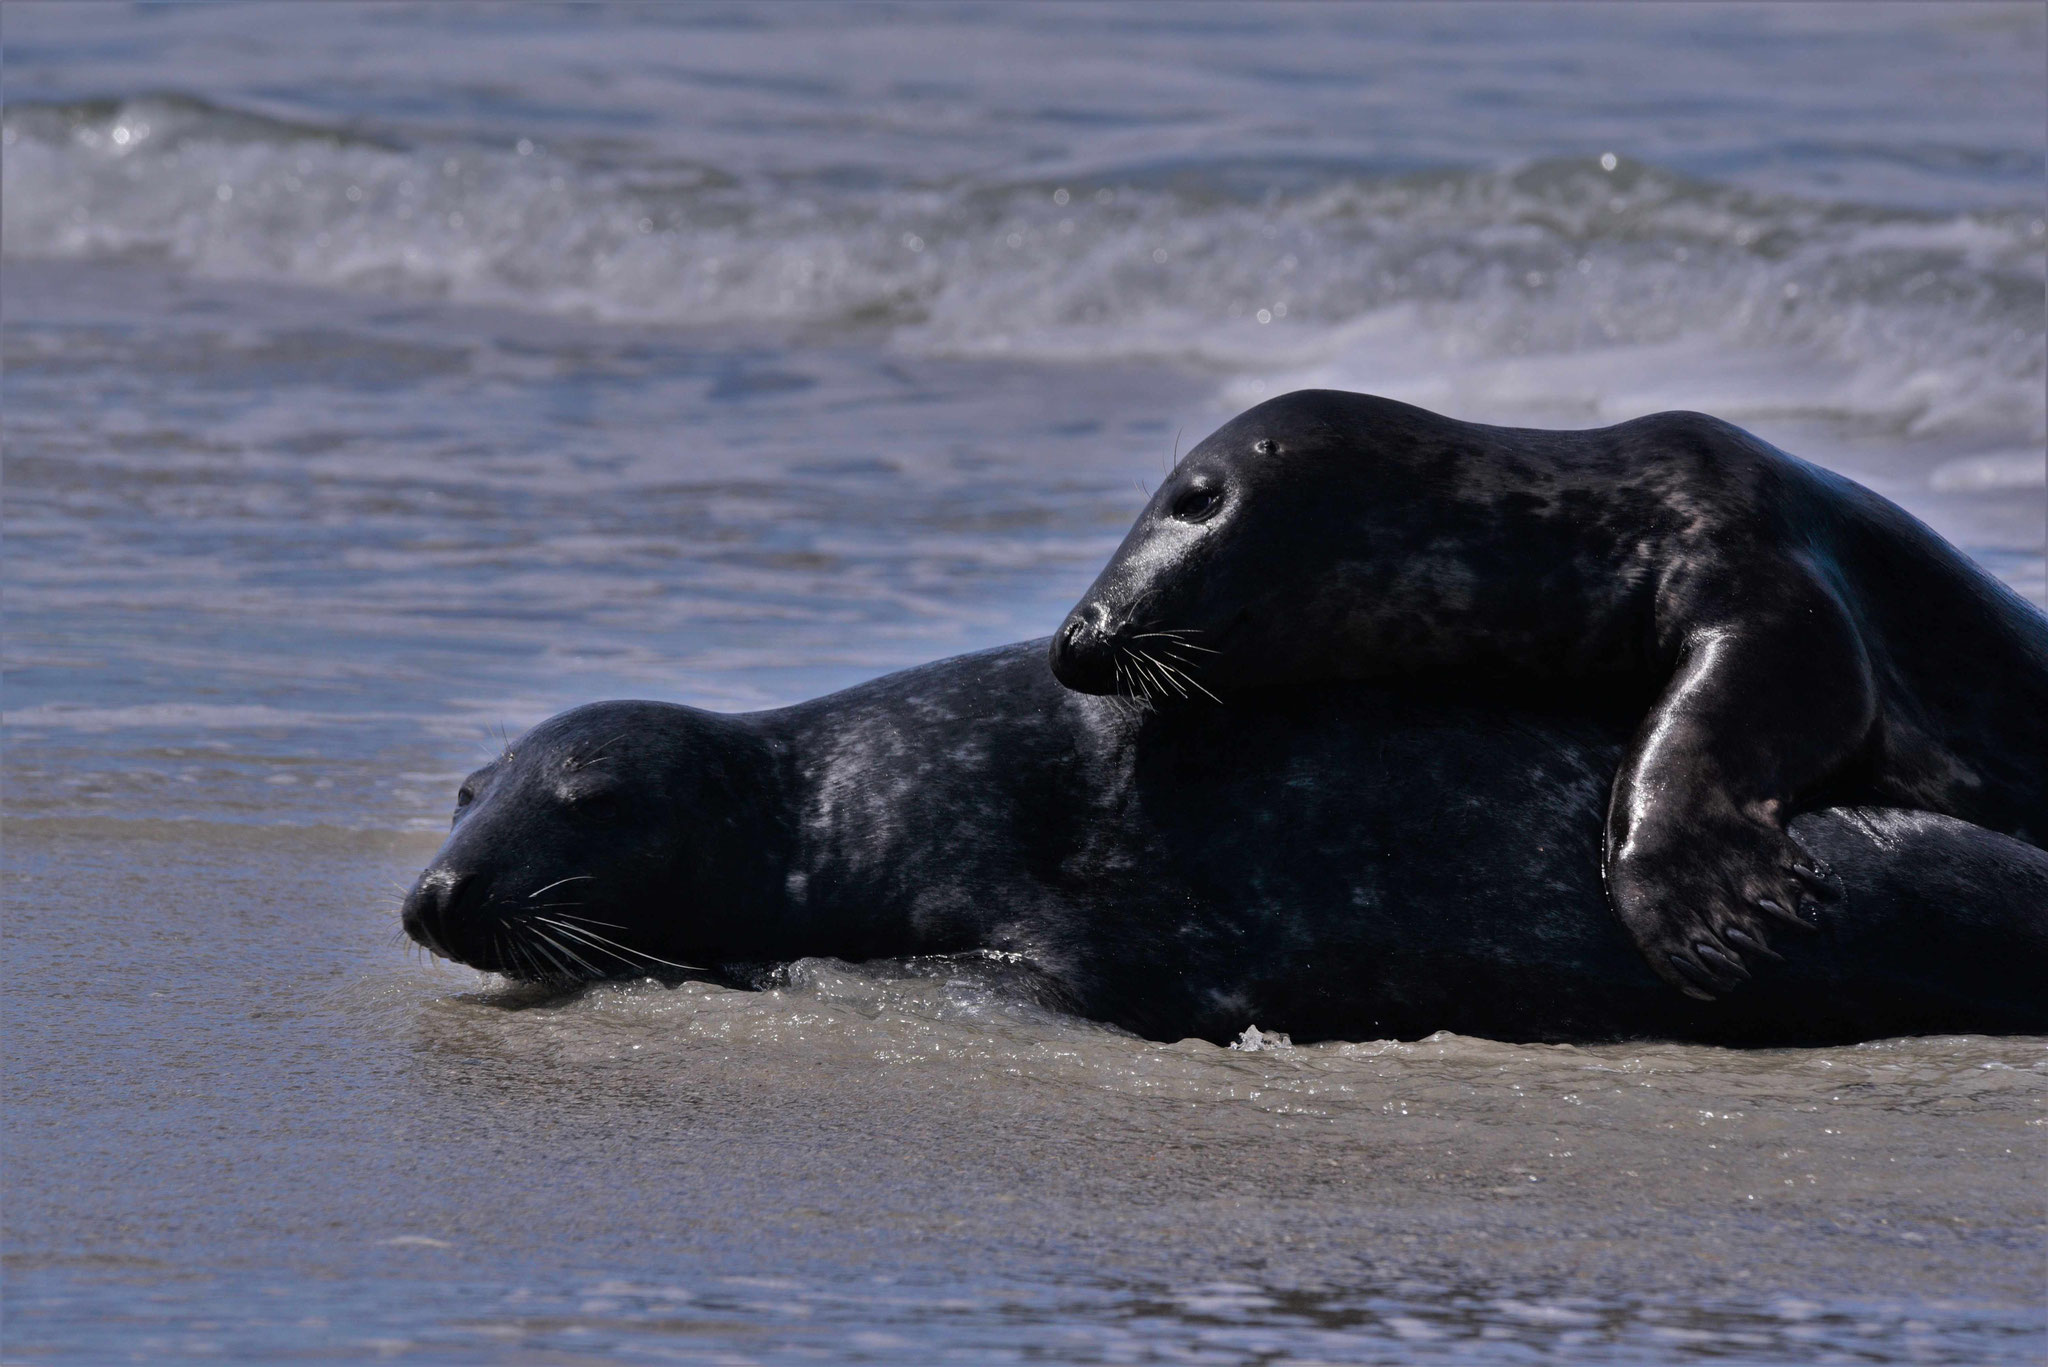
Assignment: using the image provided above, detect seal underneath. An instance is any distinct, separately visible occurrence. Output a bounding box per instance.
[402,641,2048,1046]
[1050,390,2048,998]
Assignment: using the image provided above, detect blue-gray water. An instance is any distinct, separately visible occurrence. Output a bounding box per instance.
[3,4,2044,1363]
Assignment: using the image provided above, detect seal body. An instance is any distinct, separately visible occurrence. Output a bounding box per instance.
[402,642,2048,1045]
[1049,390,2048,997]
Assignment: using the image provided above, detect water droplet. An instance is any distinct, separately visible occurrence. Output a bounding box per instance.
[1599,152,1618,172]
[1052,187,1069,206]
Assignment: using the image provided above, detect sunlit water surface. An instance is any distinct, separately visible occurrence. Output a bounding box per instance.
[4,4,2044,1362]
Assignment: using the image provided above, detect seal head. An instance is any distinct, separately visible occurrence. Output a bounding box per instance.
[1050,391,1497,701]
[400,701,784,981]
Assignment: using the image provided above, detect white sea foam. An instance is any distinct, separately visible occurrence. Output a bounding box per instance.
[1929,452,2048,493]
[7,97,2043,447]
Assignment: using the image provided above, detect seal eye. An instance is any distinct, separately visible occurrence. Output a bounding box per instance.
[1169,484,1224,522]
[1253,438,1278,455]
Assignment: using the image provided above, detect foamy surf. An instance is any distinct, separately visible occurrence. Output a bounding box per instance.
[7,96,2043,449]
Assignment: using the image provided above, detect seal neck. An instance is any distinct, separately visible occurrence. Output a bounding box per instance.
[655,722,893,969]
[752,715,996,965]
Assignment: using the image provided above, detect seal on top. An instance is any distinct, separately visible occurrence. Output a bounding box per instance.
[1050,390,2048,998]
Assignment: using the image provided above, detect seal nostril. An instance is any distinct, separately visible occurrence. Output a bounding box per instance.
[1048,603,1124,695]
[442,871,477,915]
[404,868,481,957]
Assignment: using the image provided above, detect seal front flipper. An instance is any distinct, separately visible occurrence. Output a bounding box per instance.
[1604,574,1877,998]
[1606,805,1840,998]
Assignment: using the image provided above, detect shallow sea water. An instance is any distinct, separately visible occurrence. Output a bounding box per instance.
[4,4,2045,1362]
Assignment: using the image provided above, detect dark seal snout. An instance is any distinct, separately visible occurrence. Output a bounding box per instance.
[1049,601,1119,694]
[401,866,484,959]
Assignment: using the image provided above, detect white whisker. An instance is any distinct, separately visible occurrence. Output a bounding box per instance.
[534,916,704,973]
[1134,632,1218,654]
[531,928,598,979]
[544,931,604,980]
[548,913,632,931]
[538,920,645,970]
[1126,649,1172,700]
[1136,649,1189,699]
[1146,651,1222,704]
[1111,651,1140,702]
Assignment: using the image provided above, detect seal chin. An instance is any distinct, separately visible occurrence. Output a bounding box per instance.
[1048,612,1119,694]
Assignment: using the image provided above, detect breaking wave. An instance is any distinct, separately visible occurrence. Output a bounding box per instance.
[6,94,2044,442]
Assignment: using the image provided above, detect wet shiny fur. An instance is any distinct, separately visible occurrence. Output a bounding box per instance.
[1050,391,2048,998]
[402,642,2048,1045]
